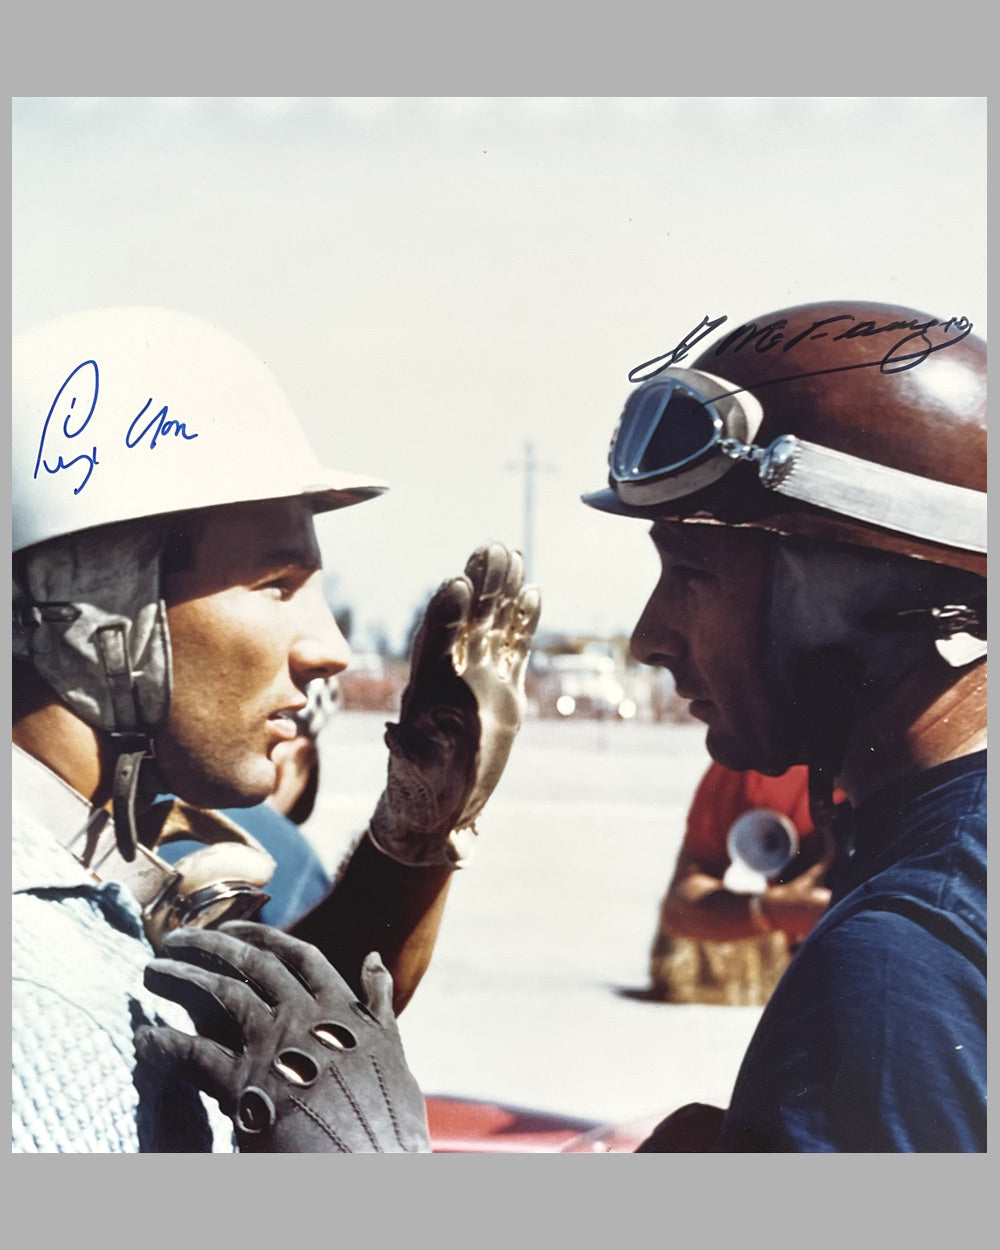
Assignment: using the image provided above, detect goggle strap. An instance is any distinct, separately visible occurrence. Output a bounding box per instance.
[759,436,987,556]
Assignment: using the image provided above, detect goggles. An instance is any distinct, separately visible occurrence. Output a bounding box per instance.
[63,800,275,953]
[144,874,269,951]
[606,367,986,556]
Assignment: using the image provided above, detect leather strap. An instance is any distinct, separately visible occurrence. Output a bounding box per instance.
[756,435,987,555]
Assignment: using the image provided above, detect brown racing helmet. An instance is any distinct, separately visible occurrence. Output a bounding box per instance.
[584,300,986,577]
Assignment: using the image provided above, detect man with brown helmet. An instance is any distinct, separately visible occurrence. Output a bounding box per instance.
[585,301,986,1151]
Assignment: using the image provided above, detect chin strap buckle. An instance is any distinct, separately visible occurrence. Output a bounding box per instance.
[866,601,986,669]
[932,604,987,667]
[926,603,986,640]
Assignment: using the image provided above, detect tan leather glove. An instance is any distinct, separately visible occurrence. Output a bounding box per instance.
[368,543,541,869]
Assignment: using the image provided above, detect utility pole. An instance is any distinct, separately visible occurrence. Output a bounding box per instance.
[506,441,553,583]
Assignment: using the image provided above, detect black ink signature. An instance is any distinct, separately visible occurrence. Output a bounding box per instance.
[34,360,100,495]
[628,312,974,387]
[33,361,199,496]
[627,315,728,382]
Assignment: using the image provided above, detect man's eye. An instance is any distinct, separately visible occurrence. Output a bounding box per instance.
[260,580,293,600]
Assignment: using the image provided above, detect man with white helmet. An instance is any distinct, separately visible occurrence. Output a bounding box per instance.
[12,306,540,1152]
[585,301,986,1151]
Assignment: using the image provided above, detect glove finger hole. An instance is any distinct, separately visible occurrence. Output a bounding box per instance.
[312,1021,358,1051]
[236,1086,276,1134]
[350,1000,379,1025]
[274,1047,321,1085]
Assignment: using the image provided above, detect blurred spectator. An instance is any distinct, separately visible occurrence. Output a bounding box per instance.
[648,763,841,1006]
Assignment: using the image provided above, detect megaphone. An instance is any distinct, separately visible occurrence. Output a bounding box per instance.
[726,808,799,878]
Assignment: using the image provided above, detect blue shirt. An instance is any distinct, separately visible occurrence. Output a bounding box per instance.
[716,751,986,1152]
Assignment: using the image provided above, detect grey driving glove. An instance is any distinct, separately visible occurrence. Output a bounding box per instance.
[136,921,431,1153]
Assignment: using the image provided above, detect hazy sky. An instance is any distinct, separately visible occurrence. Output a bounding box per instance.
[12,96,987,651]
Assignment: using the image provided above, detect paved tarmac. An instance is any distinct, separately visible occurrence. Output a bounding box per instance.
[308,710,764,1131]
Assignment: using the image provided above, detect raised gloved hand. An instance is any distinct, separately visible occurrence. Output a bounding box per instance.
[135,921,431,1153]
[368,543,541,869]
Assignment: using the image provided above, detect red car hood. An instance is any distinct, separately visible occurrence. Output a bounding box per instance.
[425,1094,661,1154]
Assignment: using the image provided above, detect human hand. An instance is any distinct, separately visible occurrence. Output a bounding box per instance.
[761,862,831,945]
[266,736,318,820]
[634,1103,726,1153]
[368,543,541,869]
[135,921,431,1153]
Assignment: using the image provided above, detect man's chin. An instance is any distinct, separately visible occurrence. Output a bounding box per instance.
[705,727,792,777]
[214,789,272,810]
[159,761,277,811]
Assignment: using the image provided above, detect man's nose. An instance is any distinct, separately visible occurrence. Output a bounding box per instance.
[291,575,352,682]
[630,593,684,668]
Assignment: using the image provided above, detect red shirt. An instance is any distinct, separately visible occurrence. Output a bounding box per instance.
[683,762,829,878]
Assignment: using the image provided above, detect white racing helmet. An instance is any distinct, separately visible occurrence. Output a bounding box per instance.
[13,305,386,552]
[13,306,387,866]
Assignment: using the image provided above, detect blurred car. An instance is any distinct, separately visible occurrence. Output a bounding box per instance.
[532,652,637,721]
[334,652,401,712]
[424,1094,660,1153]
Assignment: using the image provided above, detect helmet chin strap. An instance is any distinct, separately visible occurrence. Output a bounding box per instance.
[807,764,839,859]
[110,742,154,862]
[14,525,173,861]
[95,622,155,863]
[791,647,861,860]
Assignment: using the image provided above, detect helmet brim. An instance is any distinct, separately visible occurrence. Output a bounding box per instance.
[300,474,389,516]
[581,484,986,578]
[580,486,661,521]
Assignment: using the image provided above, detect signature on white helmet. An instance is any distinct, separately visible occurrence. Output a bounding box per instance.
[13,305,387,553]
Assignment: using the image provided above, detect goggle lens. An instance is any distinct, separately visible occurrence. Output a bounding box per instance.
[612,381,722,482]
[173,884,269,931]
